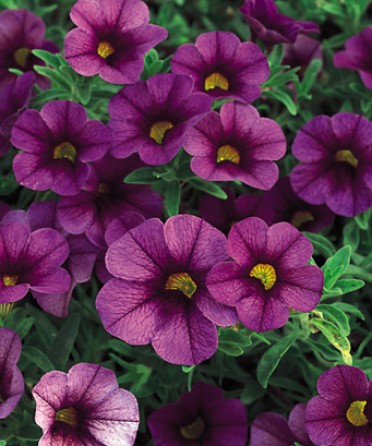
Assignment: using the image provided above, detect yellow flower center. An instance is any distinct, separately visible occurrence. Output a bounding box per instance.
[149,121,174,144]
[180,416,206,440]
[2,275,18,287]
[53,142,77,163]
[204,72,229,91]
[0,303,14,317]
[13,47,31,69]
[165,272,197,299]
[55,407,78,428]
[249,264,277,291]
[97,41,115,59]
[216,144,240,165]
[346,400,369,427]
[290,211,314,228]
[98,182,110,194]
[334,149,358,168]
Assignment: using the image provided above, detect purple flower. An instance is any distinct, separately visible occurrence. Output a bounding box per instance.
[64,0,167,84]
[0,72,35,157]
[306,365,372,446]
[199,189,261,233]
[0,221,71,305]
[207,217,323,332]
[108,73,212,165]
[334,27,372,89]
[283,35,322,79]
[256,177,335,232]
[0,9,58,88]
[32,362,139,446]
[290,112,372,217]
[0,328,23,419]
[11,100,111,196]
[171,31,269,103]
[58,154,163,247]
[250,404,312,446]
[148,382,247,445]
[96,215,238,365]
[240,0,319,45]
[184,102,286,189]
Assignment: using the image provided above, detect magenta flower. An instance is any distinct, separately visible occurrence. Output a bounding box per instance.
[171,31,269,103]
[290,113,372,217]
[0,328,23,419]
[199,189,260,233]
[184,102,286,189]
[108,73,212,165]
[0,72,35,157]
[306,365,372,446]
[0,9,58,87]
[148,382,247,445]
[334,27,372,89]
[96,215,238,365]
[11,100,110,196]
[64,0,167,84]
[33,362,139,446]
[256,177,335,232]
[283,35,322,78]
[240,0,319,45]
[58,154,163,247]
[0,221,70,305]
[250,404,312,446]
[207,217,323,332]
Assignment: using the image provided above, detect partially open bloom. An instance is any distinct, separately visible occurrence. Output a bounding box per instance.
[334,27,372,89]
[283,35,322,79]
[256,177,335,232]
[306,365,372,446]
[0,9,58,87]
[240,0,319,45]
[148,382,247,445]
[96,215,238,365]
[171,31,269,103]
[0,221,70,305]
[58,154,163,247]
[12,100,111,196]
[108,73,211,165]
[207,217,323,332]
[0,328,24,419]
[184,102,286,189]
[250,404,312,446]
[33,362,139,446]
[65,0,167,84]
[290,112,372,217]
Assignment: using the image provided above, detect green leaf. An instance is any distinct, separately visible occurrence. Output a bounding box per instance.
[165,181,181,216]
[48,313,80,370]
[316,304,350,335]
[300,59,322,95]
[257,330,299,388]
[303,232,336,257]
[218,341,244,357]
[264,88,297,115]
[22,346,55,372]
[188,178,227,199]
[355,209,371,230]
[32,49,62,68]
[332,302,365,321]
[322,245,351,289]
[333,278,365,294]
[268,44,284,68]
[182,365,195,374]
[124,167,160,184]
[343,222,360,252]
[33,65,72,90]
[219,328,253,348]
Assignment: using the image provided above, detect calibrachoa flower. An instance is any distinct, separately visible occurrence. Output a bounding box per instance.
[0,328,24,419]
[58,154,163,247]
[334,27,372,89]
[240,0,319,45]
[256,177,335,232]
[108,73,212,165]
[290,112,372,217]
[306,365,372,446]
[283,35,322,79]
[171,31,269,103]
[0,221,70,305]
[207,217,323,332]
[0,72,35,157]
[148,382,247,445]
[184,102,286,189]
[199,189,260,233]
[11,100,111,196]
[96,215,238,365]
[250,404,312,446]
[64,0,168,84]
[0,9,57,87]
[32,362,139,446]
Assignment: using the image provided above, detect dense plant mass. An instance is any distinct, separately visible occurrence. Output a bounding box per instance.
[0,0,371,445]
